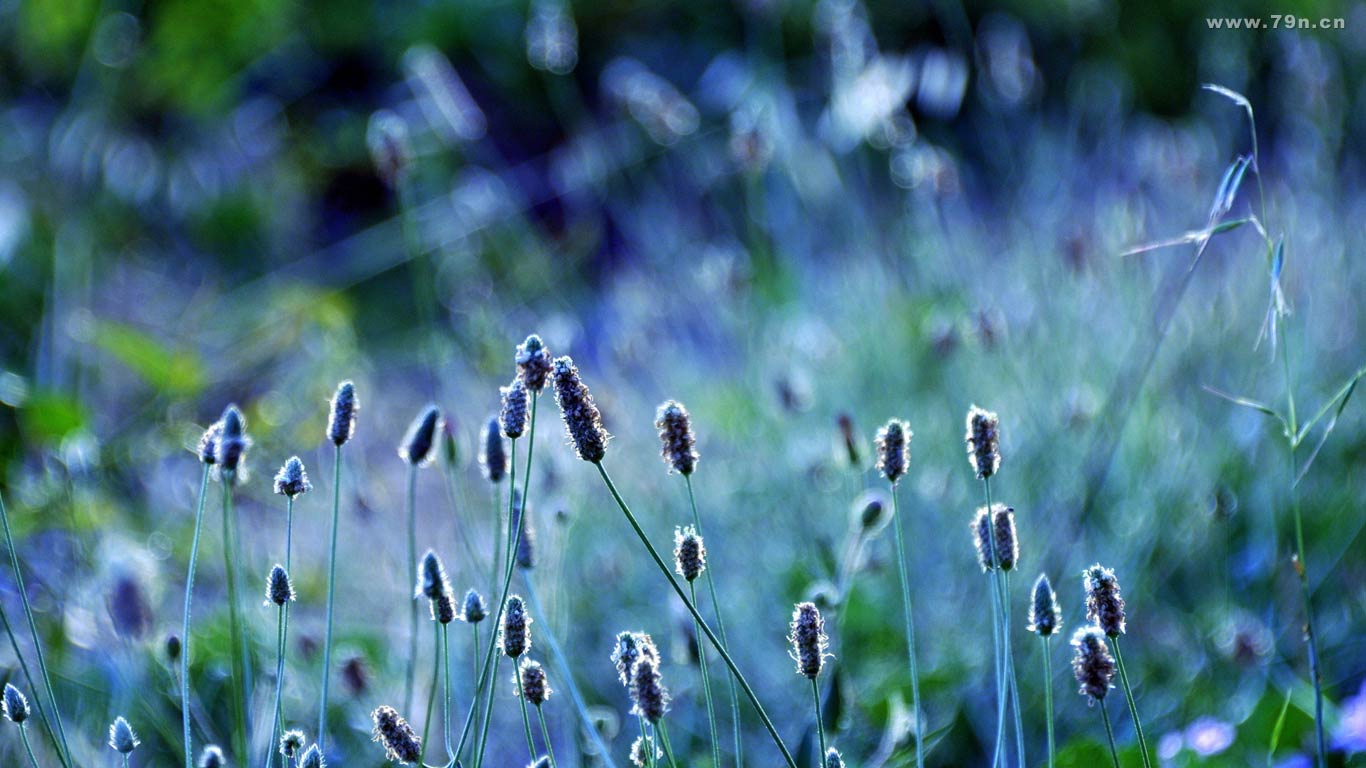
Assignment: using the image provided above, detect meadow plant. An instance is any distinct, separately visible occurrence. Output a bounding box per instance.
[1027,574,1061,768]
[1083,564,1150,767]
[790,601,830,763]
[319,380,358,749]
[3,683,38,768]
[1071,627,1119,768]
[516,658,558,768]
[214,404,253,765]
[400,405,444,712]
[180,419,220,768]
[264,563,296,768]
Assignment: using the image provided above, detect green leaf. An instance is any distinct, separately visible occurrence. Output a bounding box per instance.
[18,390,87,443]
[92,321,206,396]
[1294,365,1364,485]
[1202,384,1289,436]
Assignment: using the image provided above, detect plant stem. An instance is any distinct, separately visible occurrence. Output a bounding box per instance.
[471,623,482,744]
[491,480,503,611]
[1043,637,1055,768]
[0,602,59,767]
[1002,571,1026,768]
[639,718,654,768]
[982,480,1006,768]
[889,484,925,768]
[1110,638,1151,768]
[0,491,71,768]
[595,462,799,768]
[266,604,288,768]
[284,496,294,574]
[516,661,538,761]
[421,623,439,766]
[1099,701,1121,768]
[658,720,680,768]
[318,444,343,750]
[812,678,827,764]
[179,466,210,768]
[220,478,249,764]
[686,475,743,768]
[536,706,558,768]
[443,623,454,762]
[691,581,721,768]
[407,464,420,714]
[19,725,41,768]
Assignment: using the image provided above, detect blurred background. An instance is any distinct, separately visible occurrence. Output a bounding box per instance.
[1,0,1364,765]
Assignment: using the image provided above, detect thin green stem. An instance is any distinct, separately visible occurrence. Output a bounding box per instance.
[491,480,503,609]
[421,623,439,766]
[889,484,925,768]
[686,475,742,768]
[318,444,343,750]
[536,706,558,768]
[1099,701,1121,768]
[0,491,71,768]
[983,480,1006,768]
[266,604,288,768]
[516,661,538,761]
[1002,571,1026,768]
[1110,638,1151,768]
[657,720,680,768]
[639,718,655,768]
[18,725,41,768]
[595,463,798,768]
[220,479,248,764]
[284,497,294,575]
[407,464,419,714]
[471,624,482,745]
[179,466,210,768]
[1043,637,1055,768]
[0,602,59,767]
[691,582,721,768]
[812,678,827,764]
[443,623,454,762]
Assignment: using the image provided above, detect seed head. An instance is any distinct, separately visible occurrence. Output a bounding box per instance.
[463,589,487,623]
[300,743,325,768]
[1028,574,1061,636]
[851,490,893,536]
[416,550,451,601]
[629,735,662,767]
[198,421,223,465]
[2,683,28,723]
[199,745,226,768]
[328,381,358,446]
[274,456,312,498]
[971,504,1016,571]
[1083,564,1126,637]
[279,730,307,759]
[875,419,911,483]
[266,564,295,606]
[107,716,140,753]
[500,595,532,657]
[166,633,182,661]
[500,377,530,439]
[552,356,609,462]
[371,706,422,764]
[517,658,552,706]
[789,601,829,679]
[825,748,845,768]
[400,405,443,467]
[217,405,250,479]
[673,526,706,582]
[655,400,699,476]
[516,334,554,393]
[611,631,657,687]
[629,656,670,722]
[527,759,551,768]
[480,416,508,483]
[1071,626,1116,702]
[434,593,457,625]
[965,405,1001,478]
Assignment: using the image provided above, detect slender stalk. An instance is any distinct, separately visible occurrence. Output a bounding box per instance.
[0,491,71,768]
[421,623,439,766]
[523,580,618,768]
[536,706,558,768]
[0,602,60,767]
[639,718,654,768]
[443,623,454,762]
[1099,702,1121,768]
[180,465,210,768]
[1002,571,1025,768]
[812,678,827,764]
[406,464,420,714]
[220,479,249,764]
[1043,637,1055,768]
[685,476,742,768]
[657,721,681,768]
[123,754,131,768]
[18,726,41,768]
[471,623,482,744]
[690,582,721,768]
[982,481,1006,768]
[284,497,294,574]
[889,485,925,768]
[595,463,799,768]
[516,661,539,761]
[1110,638,1151,768]
[265,604,288,768]
[491,480,503,609]
[318,444,343,750]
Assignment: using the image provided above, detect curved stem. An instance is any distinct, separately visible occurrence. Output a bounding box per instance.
[1002,571,1025,768]
[421,623,439,766]
[0,491,72,768]
[638,718,654,768]
[19,725,41,768]
[1110,638,1151,768]
[471,623,482,747]
[686,475,742,768]
[516,661,538,761]
[1099,701,1121,768]
[889,484,925,768]
[691,582,721,768]
[266,604,287,768]
[596,463,798,768]
[657,721,680,768]
[179,466,210,768]
[407,464,420,714]
[536,706,559,768]
[220,479,249,764]
[1043,636,1055,768]
[812,678,827,763]
[443,623,454,762]
[318,444,343,750]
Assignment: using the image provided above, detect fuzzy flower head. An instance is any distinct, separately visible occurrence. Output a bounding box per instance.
[199,745,226,768]
[416,550,451,601]
[825,748,846,768]
[500,377,530,439]
[965,405,1001,479]
[516,334,554,393]
[328,381,358,446]
[2,683,28,724]
[850,489,893,537]
[198,421,223,465]
[480,416,507,483]
[789,601,829,679]
[552,356,610,462]
[527,759,551,768]
[217,404,251,479]
[612,632,643,687]
[655,400,699,476]
[673,526,706,582]
[500,595,532,658]
[434,593,457,625]
[630,656,670,722]
[279,730,307,760]
[971,504,1017,571]
[463,589,487,624]
[274,456,311,498]
[371,706,422,764]
[630,735,662,767]
[1084,564,1126,637]
[517,658,552,706]
[299,743,325,768]
[1071,626,1116,702]
[400,405,443,467]
[266,564,295,606]
[875,418,911,483]
[1028,574,1061,636]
